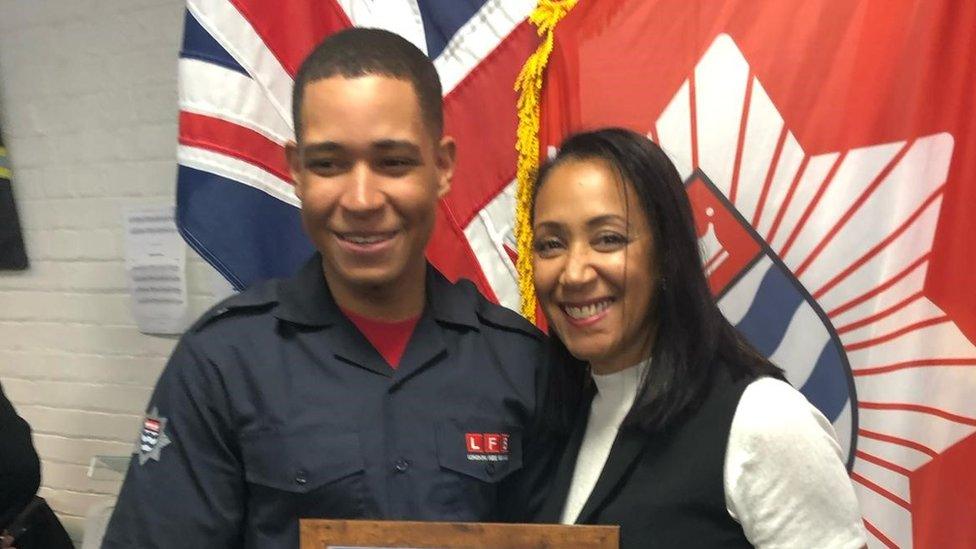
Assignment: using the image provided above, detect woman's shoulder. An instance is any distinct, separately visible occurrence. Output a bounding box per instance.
[730,376,837,446]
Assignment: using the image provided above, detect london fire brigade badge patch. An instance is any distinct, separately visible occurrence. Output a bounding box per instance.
[135,407,171,465]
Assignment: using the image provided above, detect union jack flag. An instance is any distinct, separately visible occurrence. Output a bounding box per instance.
[176,1,976,547]
[177,0,535,303]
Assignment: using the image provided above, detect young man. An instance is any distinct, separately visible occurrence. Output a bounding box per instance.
[103,28,548,548]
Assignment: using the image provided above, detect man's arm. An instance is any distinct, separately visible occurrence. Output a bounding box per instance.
[102,334,244,548]
[496,341,562,523]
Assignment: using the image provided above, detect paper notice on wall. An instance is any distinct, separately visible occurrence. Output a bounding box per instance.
[123,205,187,335]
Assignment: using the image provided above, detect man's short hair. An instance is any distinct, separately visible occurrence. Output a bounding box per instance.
[292,27,444,141]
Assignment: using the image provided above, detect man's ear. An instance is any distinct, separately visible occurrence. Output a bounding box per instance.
[286,141,303,200]
[435,135,456,198]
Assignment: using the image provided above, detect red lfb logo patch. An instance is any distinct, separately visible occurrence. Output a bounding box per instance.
[465,433,484,453]
[143,418,161,434]
[465,432,509,454]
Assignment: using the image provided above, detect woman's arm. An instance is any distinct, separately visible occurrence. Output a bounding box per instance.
[724,377,866,548]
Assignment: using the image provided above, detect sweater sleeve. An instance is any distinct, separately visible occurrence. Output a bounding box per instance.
[0,382,41,531]
[724,377,866,549]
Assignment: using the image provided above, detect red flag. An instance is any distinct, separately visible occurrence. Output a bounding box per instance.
[542,2,976,547]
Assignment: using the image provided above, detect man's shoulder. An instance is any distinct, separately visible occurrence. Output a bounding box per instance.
[448,277,543,341]
[163,280,285,376]
[188,278,281,335]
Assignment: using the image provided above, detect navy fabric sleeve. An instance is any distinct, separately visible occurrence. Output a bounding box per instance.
[496,342,560,523]
[102,334,244,548]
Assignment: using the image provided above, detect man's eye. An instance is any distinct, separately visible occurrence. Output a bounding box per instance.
[379,157,417,170]
[307,159,340,172]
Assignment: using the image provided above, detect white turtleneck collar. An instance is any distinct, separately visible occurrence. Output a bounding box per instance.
[560,358,651,524]
[590,358,651,404]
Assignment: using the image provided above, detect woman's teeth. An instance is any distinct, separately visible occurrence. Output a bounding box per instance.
[563,300,612,319]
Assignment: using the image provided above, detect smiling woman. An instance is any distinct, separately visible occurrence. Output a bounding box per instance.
[528,128,867,549]
[532,157,658,374]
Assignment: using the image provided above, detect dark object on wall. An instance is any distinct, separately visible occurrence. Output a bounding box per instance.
[0,130,28,270]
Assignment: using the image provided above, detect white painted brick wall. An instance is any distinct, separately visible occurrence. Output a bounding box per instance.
[0,0,225,544]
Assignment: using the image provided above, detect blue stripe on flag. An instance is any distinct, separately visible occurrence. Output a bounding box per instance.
[416,0,489,59]
[733,266,804,356]
[176,166,313,289]
[799,341,850,422]
[180,10,249,76]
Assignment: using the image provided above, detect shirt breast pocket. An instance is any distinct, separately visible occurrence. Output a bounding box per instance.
[240,429,367,521]
[432,418,523,520]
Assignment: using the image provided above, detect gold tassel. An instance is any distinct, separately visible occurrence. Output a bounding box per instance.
[513,0,578,323]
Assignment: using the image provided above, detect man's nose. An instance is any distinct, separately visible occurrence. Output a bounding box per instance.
[339,163,384,214]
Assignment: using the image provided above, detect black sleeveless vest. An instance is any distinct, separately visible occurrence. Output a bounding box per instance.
[537,366,756,549]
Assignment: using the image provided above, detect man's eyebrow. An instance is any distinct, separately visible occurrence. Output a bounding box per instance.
[301,142,343,154]
[373,139,421,154]
[301,140,421,155]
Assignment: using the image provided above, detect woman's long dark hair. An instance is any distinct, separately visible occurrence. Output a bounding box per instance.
[535,128,782,434]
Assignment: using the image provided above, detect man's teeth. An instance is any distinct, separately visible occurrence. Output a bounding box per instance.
[564,300,611,319]
[343,234,389,244]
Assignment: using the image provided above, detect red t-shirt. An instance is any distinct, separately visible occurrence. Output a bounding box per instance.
[340,307,420,369]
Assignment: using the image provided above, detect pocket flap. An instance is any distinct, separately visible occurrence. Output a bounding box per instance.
[240,430,364,493]
[435,418,523,483]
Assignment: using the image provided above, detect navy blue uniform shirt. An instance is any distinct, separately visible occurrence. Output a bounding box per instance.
[103,255,548,548]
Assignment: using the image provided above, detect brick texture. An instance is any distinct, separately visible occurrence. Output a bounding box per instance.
[0,0,227,544]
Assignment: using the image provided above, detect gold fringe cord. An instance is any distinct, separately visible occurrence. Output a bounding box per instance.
[513,0,578,322]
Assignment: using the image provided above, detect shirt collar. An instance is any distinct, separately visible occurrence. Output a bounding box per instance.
[274,253,481,330]
[424,264,480,330]
[273,253,341,326]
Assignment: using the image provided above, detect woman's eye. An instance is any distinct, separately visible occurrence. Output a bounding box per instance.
[533,238,564,255]
[594,232,628,250]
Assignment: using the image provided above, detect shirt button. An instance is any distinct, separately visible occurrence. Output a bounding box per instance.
[485,463,496,475]
[295,469,308,485]
[394,458,409,473]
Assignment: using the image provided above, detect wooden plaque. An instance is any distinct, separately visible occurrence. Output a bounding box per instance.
[300,519,618,549]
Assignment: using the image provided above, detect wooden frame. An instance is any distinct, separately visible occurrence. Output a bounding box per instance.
[300,519,618,548]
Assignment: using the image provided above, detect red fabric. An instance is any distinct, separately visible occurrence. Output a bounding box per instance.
[546,0,976,338]
[179,112,291,182]
[439,21,537,227]
[229,0,351,77]
[424,21,538,294]
[340,308,420,369]
[541,2,976,546]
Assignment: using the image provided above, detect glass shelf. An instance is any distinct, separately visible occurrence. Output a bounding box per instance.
[87,455,132,479]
